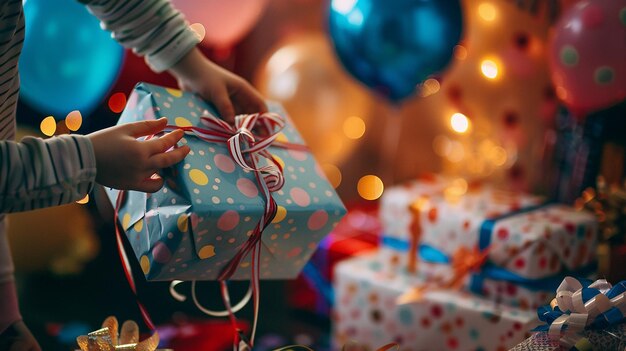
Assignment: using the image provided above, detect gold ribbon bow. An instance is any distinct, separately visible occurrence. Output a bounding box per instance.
[76,316,160,351]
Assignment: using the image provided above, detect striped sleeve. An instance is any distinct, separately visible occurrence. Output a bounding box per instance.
[0,135,97,213]
[78,0,200,73]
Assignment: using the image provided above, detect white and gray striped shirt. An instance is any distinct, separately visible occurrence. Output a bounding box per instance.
[0,0,199,321]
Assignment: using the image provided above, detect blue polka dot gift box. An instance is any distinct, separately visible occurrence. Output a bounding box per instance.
[105,83,347,281]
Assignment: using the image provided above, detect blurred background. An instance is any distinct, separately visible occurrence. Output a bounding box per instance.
[8,0,625,349]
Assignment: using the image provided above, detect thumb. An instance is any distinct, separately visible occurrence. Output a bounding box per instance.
[210,86,235,123]
[126,117,168,137]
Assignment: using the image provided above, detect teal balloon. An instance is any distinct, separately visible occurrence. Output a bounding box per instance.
[329,0,463,102]
[20,0,123,116]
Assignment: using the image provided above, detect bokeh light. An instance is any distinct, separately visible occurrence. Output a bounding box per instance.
[419,78,441,97]
[40,116,56,137]
[357,175,384,201]
[190,23,206,42]
[108,92,127,113]
[76,194,89,204]
[433,135,451,157]
[453,45,468,60]
[447,141,465,163]
[478,2,497,22]
[322,163,342,188]
[343,116,366,139]
[480,59,499,79]
[65,110,82,132]
[450,113,470,134]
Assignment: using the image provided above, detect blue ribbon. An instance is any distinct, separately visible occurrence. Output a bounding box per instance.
[534,279,626,333]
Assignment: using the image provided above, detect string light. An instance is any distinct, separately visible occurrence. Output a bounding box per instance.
[343,116,366,139]
[40,116,56,137]
[190,23,206,42]
[450,113,470,133]
[65,110,82,131]
[478,2,497,22]
[357,175,384,201]
[480,59,499,79]
[321,163,342,188]
[419,78,441,97]
[108,92,127,113]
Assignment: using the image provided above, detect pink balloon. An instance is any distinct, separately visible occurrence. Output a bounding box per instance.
[172,0,267,48]
[548,0,626,115]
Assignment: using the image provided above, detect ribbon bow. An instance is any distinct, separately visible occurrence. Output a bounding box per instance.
[535,277,626,349]
[397,246,490,304]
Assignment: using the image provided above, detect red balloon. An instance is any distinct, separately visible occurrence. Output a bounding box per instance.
[548,0,626,116]
[172,0,267,48]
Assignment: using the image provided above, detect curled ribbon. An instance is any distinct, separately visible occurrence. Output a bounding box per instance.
[535,277,626,349]
[115,110,308,351]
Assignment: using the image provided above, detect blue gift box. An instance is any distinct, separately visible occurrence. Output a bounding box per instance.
[105,83,346,281]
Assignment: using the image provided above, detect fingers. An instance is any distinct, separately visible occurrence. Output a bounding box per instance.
[125,117,168,137]
[144,129,185,155]
[149,144,190,169]
[211,85,236,122]
[233,81,268,115]
[136,174,165,193]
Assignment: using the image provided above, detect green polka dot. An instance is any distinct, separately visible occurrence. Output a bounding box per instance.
[560,45,579,67]
[620,7,626,26]
[469,328,480,340]
[595,66,614,84]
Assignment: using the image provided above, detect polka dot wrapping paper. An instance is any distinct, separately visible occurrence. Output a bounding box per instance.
[332,253,538,351]
[509,325,626,351]
[105,83,346,281]
[379,178,599,310]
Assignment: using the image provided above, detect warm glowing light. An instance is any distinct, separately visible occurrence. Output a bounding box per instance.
[343,116,366,139]
[445,178,468,203]
[447,141,465,163]
[65,110,82,131]
[433,135,451,157]
[411,196,430,212]
[453,45,468,60]
[450,113,470,133]
[322,163,342,188]
[190,23,206,42]
[419,78,441,97]
[357,175,384,201]
[478,3,497,21]
[76,194,89,204]
[40,116,56,137]
[490,146,508,166]
[108,92,127,113]
[480,59,499,79]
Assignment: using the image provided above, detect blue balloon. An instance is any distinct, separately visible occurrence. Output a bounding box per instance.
[20,0,124,116]
[328,0,463,102]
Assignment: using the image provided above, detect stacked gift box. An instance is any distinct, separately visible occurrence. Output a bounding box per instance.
[333,176,599,350]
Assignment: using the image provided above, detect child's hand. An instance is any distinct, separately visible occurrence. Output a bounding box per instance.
[88,118,190,193]
[168,48,267,122]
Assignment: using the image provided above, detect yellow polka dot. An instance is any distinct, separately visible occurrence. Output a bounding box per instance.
[189,169,209,185]
[276,133,289,143]
[140,255,150,274]
[133,219,143,232]
[272,155,285,169]
[272,206,287,223]
[177,214,188,232]
[240,262,250,268]
[122,213,131,229]
[198,245,216,259]
[166,88,183,97]
[175,117,192,127]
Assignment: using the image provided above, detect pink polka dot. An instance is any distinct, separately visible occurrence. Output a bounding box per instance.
[290,187,310,207]
[237,178,258,198]
[143,108,156,120]
[152,242,172,263]
[214,154,235,173]
[218,210,240,231]
[190,213,200,230]
[288,150,308,161]
[308,210,328,230]
[126,93,138,110]
[287,247,302,259]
